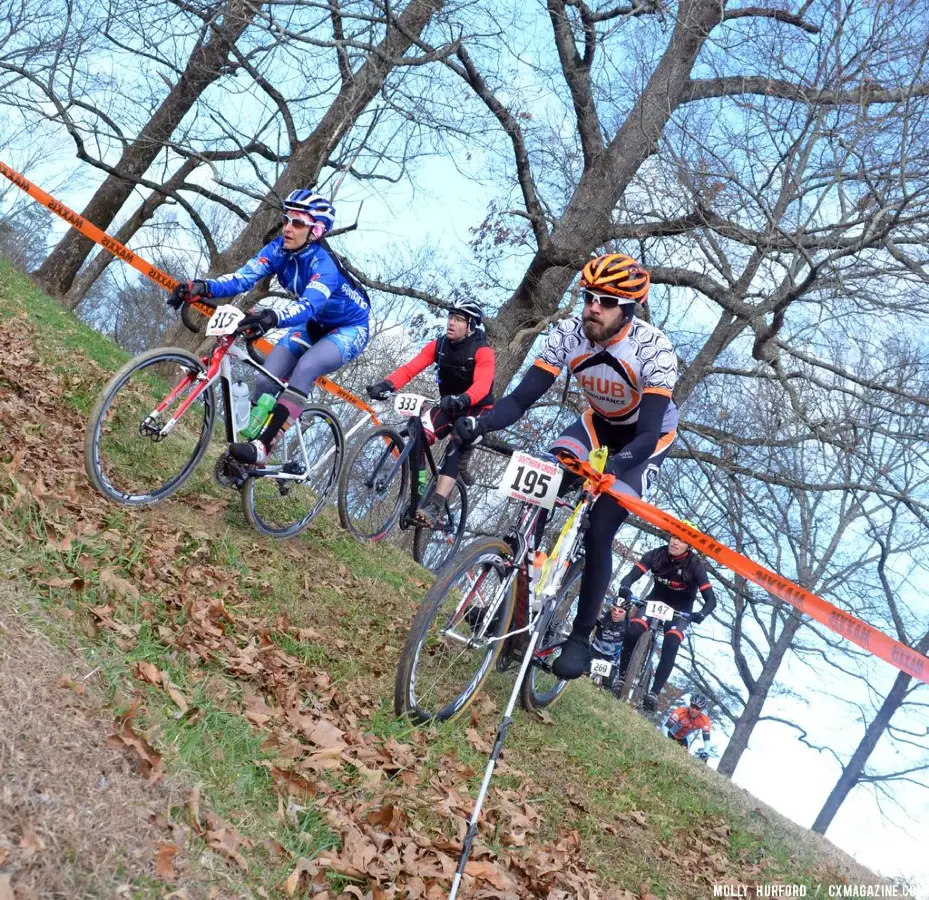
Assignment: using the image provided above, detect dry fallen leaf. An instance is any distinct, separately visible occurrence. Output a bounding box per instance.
[100,566,140,601]
[154,841,180,879]
[0,873,13,900]
[160,671,189,713]
[134,660,160,685]
[107,708,164,783]
[282,858,318,896]
[306,719,346,749]
[18,823,45,858]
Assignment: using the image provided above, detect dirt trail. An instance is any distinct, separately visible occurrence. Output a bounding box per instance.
[0,583,228,900]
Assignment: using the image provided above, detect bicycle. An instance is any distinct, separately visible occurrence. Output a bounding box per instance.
[336,392,472,571]
[617,601,692,708]
[393,445,614,725]
[84,299,352,539]
[394,447,626,898]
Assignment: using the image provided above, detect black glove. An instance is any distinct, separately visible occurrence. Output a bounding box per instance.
[168,279,209,310]
[617,585,633,601]
[239,307,278,336]
[440,393,470,415]
[366,380,394,401]
[453,415,486,446]
[689,610,705,625]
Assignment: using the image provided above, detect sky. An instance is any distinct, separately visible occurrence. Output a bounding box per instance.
[1,7,928,891]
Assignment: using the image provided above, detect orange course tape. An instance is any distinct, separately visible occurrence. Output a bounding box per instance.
[560,458,929,684]
[0,159,178,292]
[0,159,378,424]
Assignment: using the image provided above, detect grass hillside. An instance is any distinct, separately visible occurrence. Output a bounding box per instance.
[0,259,893,899]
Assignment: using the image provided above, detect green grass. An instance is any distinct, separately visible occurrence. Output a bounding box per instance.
[0,258,890,898]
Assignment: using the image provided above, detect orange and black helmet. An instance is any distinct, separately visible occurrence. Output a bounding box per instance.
[581,253,650,302]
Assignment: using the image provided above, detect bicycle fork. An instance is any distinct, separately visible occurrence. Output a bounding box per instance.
[447,625,542,900]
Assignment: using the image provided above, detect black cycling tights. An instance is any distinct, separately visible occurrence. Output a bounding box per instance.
[574,494,630,632]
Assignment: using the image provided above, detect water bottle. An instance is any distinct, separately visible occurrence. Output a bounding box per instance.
[418,468,430,495]
[528,550,548,612]
[241,392,277,440]
[230,381,251,435]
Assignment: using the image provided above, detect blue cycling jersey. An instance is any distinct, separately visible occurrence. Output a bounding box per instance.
[204,237,371,331]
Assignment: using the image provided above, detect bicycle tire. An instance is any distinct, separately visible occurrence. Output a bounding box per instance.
[84,346,216,505]
[394,537,517,724]
[241,405,344,539]
[412,476,469,571]
[631,659,654,708]
[520,562,583,713]
[622,631,653,705]
[337,426,409,540]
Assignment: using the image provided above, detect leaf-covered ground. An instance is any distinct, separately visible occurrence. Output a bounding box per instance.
[0,260,891,898]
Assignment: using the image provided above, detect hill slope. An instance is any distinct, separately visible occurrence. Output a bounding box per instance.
[0,259,892,899]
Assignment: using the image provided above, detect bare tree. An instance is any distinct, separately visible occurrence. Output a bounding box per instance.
[811,507,929,834]
[665,336,929,776]
[17,0,262,297]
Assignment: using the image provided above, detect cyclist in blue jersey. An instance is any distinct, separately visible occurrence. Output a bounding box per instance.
[169,190,372,464]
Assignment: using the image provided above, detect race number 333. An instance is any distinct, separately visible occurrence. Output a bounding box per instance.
[496,452,561,510]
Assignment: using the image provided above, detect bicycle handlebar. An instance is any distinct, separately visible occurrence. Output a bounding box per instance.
[179,296,265,344]
[478,435,517,457]
[181,296,217,333]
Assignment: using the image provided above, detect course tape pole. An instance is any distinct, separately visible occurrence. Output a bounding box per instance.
[589,469,928,684]
[0,159,379,426]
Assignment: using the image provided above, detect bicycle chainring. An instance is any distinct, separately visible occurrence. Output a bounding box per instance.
[214,452,248,490]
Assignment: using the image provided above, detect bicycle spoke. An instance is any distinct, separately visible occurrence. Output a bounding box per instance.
[85,349,215,505]
[244,407,342,538]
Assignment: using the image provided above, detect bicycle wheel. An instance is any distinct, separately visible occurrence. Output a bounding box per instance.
[395,537,517,724]
[520,562,582,712]
[621,631,653,705]
[242,405,344,538]
[337,426,409,540]
[412,476,469,571]
[84,347,216,505]
[631,659,654,707]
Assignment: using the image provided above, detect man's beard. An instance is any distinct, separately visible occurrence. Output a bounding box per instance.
[582,314,626,343]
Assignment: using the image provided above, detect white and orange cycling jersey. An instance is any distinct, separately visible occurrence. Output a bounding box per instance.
[533,317,679,431]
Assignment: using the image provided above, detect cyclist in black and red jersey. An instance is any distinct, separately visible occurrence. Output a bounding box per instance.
[455,253,678,681]
[614,525,718,710]
[365,300,494,525]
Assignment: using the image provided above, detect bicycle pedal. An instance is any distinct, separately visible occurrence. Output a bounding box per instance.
[215,453,248,490]
[282,460,306,477]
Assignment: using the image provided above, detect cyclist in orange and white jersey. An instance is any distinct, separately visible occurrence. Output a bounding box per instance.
[455,253,678,681]
[665,694,712,753]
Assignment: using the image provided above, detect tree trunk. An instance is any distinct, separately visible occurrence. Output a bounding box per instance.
[165,0,444,351]
[490,0,724,387]
[34,0,257,297]
[810,670,911,834]
[716,614,803,777]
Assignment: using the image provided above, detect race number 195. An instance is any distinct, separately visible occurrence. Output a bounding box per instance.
[496,452,561,510]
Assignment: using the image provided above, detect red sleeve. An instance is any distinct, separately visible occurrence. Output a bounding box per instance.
[464,346,496,405]
[386,340,437,390]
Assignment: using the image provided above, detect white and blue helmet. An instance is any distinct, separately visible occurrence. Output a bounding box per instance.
[282,190,336,234]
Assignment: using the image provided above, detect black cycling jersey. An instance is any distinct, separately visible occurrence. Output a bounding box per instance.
[619,546,717,616]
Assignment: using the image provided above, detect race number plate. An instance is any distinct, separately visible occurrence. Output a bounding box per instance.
[590,658,612,678]
[205,305,245,336]
[496,451,561,510]
[645,600,675,621]
[394,393,428,418]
